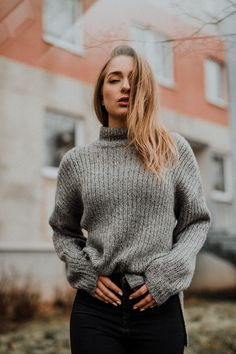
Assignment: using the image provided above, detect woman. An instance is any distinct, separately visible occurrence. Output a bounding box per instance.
[49,45,211,354]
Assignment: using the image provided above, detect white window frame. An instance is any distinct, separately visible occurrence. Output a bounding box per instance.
[204,58,228,108]
[42,0,84,56]
[129,23,175,88]
[42,113,85,180]
[211,152,232,203]
[202,0,223,18]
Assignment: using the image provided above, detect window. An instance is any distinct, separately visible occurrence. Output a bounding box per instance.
[211,152,232,202]
[202,0,222,18]
[43,0,84,55]
[43,109,85,179]
[204,59,228,107]
[212,154,225,192]
[130,24,174,87]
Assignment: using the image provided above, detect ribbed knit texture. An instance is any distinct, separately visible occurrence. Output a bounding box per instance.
[49,126,211,347]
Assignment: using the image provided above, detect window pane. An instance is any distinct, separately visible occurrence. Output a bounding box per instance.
[130,25,173,81]
[220,64,228,100]
[154,32,172,80]
[212,154,225,192]
[205,59,226,101]
[44,111,76,168]
[43,0,81,44]
[145,31,159,77]
[215,62,222,98]
[205,60,217,98]
[162,41,172,79]
[130,24,147,55]
[204,0,222,17]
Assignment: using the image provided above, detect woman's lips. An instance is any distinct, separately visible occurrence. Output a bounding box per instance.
[118,101,129,106]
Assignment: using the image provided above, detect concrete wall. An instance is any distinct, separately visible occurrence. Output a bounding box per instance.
[0,56,99,247]
[0,57,234,299]
[220,1,236,233]
[162,108,234,234]
[190,251,236,291]
[0,57,98,299]
[0,249,70,301]
[0,0,235,299]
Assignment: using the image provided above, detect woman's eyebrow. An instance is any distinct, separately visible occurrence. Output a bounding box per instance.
[107,70,132,78]
[107,71,122,77]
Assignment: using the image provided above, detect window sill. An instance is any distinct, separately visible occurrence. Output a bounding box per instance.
[0,242,55,252]
[42,34,85,57]
[210,190,233,203]
[205,96,228,109]
[157,76,176,89]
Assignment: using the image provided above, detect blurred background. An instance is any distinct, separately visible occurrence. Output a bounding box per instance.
[0,0,236,353]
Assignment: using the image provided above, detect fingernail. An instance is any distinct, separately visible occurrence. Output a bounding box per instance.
[116,300,121,305]
[133,306,138,310]
[140,308,145,311]
[118,291,123,296]
[113,302,118,306]
[129,296,133,299]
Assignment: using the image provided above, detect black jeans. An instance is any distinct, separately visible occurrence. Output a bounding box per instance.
[70,272,187,354]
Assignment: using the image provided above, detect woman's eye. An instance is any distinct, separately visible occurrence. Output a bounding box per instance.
[109,80,119,83]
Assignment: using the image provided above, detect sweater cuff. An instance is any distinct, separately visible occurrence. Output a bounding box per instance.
[144,264,172,306]
[125,273,145,289]
[66,261,100,297]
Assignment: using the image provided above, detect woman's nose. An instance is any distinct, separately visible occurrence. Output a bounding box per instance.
[121,79,130,92]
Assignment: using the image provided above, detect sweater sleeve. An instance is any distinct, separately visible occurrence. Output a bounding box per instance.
[49,148,100,296]
[144,133,212,306]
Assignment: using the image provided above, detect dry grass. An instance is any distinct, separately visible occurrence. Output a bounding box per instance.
[0,270,41,332]
[52,286,75,313]
[185,286,236,303]
[0,270,76,333]
[1,268,235,342]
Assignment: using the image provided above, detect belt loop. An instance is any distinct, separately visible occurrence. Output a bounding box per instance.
[121,275,127,286]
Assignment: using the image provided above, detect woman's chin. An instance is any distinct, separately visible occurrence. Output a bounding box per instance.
[117,107,128,116]
[111,113,128,121]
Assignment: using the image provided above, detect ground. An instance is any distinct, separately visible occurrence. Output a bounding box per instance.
[0,298,235,354]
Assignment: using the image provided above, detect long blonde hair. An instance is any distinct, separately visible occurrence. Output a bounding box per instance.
[93,45,179,180]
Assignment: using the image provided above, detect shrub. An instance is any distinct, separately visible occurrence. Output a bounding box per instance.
[0,269,41,327]
[52,286,75,312]
[185,286,236,302]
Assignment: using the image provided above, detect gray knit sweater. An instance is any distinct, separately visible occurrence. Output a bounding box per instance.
[49,126,211,347]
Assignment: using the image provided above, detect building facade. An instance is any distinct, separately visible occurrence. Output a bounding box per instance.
[0,0,235,299]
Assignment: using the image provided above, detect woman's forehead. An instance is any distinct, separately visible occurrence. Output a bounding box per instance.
[106,55,134,76]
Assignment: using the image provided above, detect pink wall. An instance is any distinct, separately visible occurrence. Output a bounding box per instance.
[0,0,228,126]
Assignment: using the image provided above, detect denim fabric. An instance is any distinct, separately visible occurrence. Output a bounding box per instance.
[70,273,187,354]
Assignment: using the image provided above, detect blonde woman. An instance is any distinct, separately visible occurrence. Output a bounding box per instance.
[49,45,211,354]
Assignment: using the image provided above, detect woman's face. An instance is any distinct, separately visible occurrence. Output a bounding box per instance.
[102,55,133,122]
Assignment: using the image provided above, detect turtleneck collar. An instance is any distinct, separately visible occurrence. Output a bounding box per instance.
[99,126,128,142]
[92,125,137,149]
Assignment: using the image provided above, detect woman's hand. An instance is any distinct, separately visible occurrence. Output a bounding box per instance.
[94,276,158,311]
[129,284,158,311]
[94,275,123,306]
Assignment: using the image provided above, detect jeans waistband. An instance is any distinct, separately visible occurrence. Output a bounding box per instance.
[96,272,131,293]
[109,272,128,285]
[109,272,126,278]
